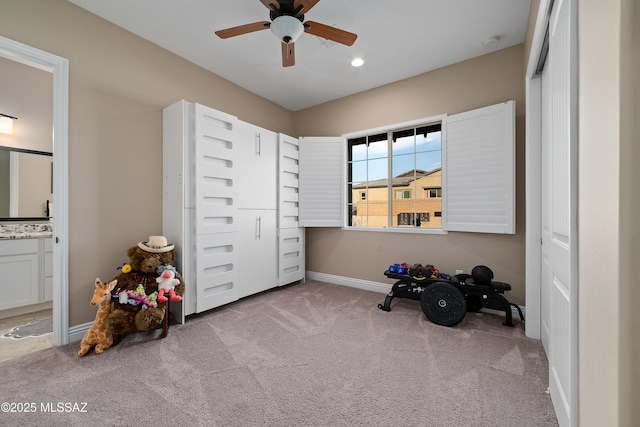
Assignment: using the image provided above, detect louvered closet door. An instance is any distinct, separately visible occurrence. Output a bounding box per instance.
[278,133,305,284]
[194,104,239,312]
[279,134,301,229]
[194,104,238,235]
[195,233,238,312]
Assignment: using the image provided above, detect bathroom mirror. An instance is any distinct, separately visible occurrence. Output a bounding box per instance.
[0,146,52,220]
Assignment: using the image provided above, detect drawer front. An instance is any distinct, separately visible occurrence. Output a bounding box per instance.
[0,239,39,256]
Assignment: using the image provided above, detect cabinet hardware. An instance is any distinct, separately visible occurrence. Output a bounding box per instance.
[256,216,262,240]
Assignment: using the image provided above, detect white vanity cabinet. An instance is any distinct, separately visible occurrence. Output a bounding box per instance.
[43,237,53,301]
[0,238,52,311]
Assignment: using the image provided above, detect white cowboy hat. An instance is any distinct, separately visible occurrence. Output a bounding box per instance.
[138,236,175,253]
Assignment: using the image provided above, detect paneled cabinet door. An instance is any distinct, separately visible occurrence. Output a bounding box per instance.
[195,232,239,313]
[236,122,277,210]
[237,209,277,298]
[0,253,39,310]
[278,227,305,285]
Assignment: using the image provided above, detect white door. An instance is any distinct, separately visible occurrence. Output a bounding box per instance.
[540,64,551,354]
[540,0,577,425]
[194,103,238,235]
[237,209,277,299]
[196,232,239,313]
[236,122,277,210]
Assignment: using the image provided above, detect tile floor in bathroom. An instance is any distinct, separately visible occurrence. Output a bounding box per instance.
[0,309,54,363]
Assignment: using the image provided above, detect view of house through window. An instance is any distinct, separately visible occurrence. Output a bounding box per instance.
[348,123,442,229]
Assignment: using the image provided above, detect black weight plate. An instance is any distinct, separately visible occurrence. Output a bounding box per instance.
[420,282,467,326]
[465,294,484,312]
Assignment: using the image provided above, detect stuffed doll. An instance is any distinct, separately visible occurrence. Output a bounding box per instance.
[156,265,182,302]
[104,236,185,335]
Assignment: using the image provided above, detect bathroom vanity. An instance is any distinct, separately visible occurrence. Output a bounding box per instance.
[0,224,53,312]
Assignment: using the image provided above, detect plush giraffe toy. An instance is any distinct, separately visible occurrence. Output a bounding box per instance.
[78,278,118,357]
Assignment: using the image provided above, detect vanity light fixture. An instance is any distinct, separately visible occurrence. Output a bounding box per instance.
[0,113,17,134]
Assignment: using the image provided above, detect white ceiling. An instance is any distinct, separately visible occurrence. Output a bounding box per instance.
[67,0,531,112]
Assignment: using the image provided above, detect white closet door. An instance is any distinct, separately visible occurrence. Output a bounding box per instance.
[279,133,300,229]
[195,233,239,312]
[278,227,305,285]
[194,104,238,235]
[543,0,577,424]
[237,209,277,298]
[236,122,277,210]
[278,133,305,285]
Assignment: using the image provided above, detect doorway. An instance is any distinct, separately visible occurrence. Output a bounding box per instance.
[0,36,69,346]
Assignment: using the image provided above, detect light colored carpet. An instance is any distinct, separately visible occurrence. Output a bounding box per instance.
[0,280,557,426]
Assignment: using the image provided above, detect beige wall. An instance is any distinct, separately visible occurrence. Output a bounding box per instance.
[0,0,294,325]
[295,45,527,305]
[0,57,53,153]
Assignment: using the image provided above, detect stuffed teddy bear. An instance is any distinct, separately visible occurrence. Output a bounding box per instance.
[104,236,185,336]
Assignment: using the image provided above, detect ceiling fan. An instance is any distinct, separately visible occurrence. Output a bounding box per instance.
[215,0,358,67]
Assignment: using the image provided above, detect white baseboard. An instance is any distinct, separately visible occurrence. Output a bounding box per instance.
[68,321,92,344]
[305,271,391,294]
[305,270,525,320]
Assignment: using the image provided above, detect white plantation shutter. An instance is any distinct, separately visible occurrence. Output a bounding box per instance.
[298,136,345,227]
[444,100,515,234]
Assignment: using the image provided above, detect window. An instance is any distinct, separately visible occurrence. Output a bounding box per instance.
[426,188,442,198]
[360,191,366,201]
[398,212,430,226]
[395,190,411,199]
[299,101,515,234]
[348,123,442,229]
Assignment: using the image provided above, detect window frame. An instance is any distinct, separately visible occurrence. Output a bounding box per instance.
[344,114,447,235]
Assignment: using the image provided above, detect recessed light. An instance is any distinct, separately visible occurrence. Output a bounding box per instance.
[351,58,364,67]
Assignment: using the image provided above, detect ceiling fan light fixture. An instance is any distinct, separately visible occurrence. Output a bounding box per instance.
[270,15,304,43]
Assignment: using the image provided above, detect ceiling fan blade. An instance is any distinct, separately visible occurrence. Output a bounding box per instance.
[304,21,357,46]
[294,0,320,13]
[259,0,280,11]
[215,21,271,39]
[282,42,295,67]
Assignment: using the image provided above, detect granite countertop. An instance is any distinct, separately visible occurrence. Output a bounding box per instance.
[0,223,53,240]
